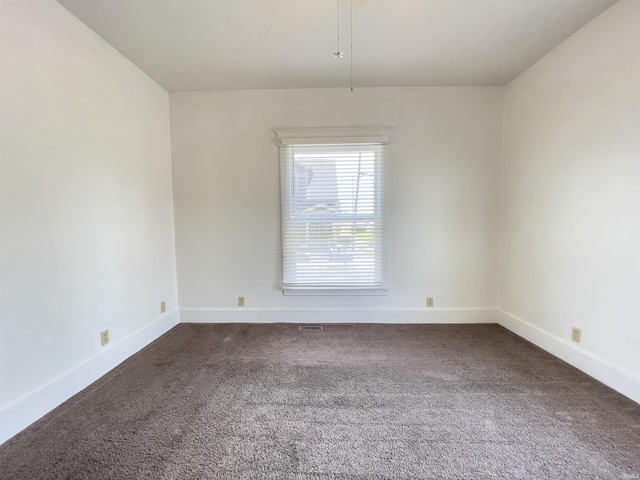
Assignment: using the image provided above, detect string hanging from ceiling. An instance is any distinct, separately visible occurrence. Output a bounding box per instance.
[333,0,344,58]
[350,0,353,91]
[333,0,354,92]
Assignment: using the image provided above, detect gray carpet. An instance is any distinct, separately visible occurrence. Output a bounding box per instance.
[1,323,638,479]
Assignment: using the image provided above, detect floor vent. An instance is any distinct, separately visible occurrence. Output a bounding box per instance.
[298,325,323,331]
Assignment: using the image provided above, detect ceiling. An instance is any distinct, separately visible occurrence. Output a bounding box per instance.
[57,0,619,92]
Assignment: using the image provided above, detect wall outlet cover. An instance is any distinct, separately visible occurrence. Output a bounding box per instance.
[571,327,582,343]
[100,329,110,346]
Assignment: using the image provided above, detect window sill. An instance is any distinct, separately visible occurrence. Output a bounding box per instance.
[282,288,389,296]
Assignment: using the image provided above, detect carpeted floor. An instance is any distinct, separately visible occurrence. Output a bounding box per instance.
[1,323,638,479]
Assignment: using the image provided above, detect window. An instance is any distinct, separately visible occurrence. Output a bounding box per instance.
[275,127,393,294]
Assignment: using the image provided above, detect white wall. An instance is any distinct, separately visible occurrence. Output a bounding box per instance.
[498,0,640,402]
[170,87,503,323]
[3,0,634,447]
[0,0,179,443]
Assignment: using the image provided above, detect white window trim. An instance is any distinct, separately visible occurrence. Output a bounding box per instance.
[281,288,390,296]
[274,127,394,296]
[274,126,393,146]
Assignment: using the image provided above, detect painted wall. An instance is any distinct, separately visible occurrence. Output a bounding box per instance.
[3,0,634,447]
[170,87,503,323]
[0,0,179,442]
[499,0,640,400]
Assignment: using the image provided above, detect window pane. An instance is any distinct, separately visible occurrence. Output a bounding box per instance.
[281,144,386,289]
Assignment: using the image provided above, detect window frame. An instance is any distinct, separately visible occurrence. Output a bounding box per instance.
[274,127,394,296]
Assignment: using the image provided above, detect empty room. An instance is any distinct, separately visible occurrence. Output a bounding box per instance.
[1,0,639,478]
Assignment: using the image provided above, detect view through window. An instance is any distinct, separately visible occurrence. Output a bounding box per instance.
[280,142,387,291]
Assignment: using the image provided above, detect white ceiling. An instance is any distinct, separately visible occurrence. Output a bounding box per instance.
[57,0,619,92]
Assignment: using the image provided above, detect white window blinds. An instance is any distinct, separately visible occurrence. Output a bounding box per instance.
[277,129,391,292]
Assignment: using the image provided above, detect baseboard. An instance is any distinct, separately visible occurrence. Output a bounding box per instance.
[8,307,633,446]
[0,309,180,445]
[496,309,640,404]
[180,307,497,324]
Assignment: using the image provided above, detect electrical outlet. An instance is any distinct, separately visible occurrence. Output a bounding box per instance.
[100,329,110,346]
[160,301,166,313]
[571,327,581,343]
[426,297,434,307]
[238,296,245,307]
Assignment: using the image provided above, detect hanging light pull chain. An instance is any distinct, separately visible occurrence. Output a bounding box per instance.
[334,0,344,58]
[350,0,353,91]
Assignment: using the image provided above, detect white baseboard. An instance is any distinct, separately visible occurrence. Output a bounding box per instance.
[5,307,634,446]
[180,307,497,324]
[0,309,180,445]
[496,309,640,404]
